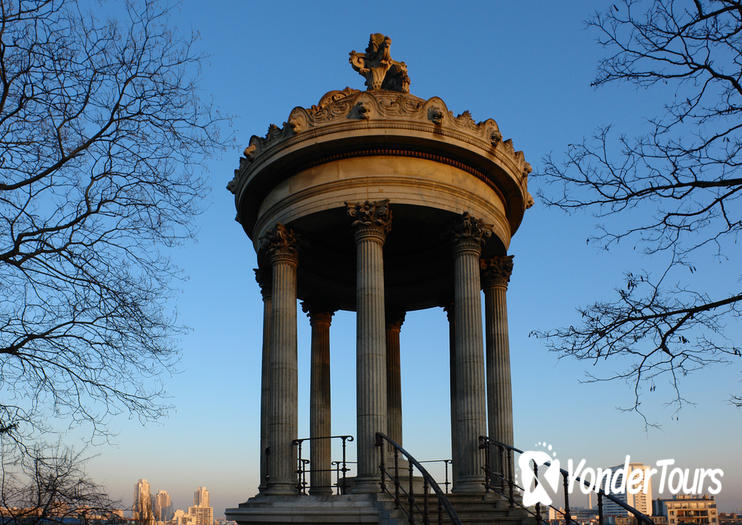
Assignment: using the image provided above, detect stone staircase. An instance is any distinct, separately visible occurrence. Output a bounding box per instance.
[374,492,532,524]
[226,491,532,524]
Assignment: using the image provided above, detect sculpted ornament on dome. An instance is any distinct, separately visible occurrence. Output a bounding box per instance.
[349,33,410,93]
[227,38,531,201]
[429,106,444,125]
[313,87,361,110]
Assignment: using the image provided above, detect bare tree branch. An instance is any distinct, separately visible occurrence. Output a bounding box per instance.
[534,0,742,421]
[0,442,125,525]
[0,0,228,449]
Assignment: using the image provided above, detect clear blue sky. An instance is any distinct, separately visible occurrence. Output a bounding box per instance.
[76,0,741,517]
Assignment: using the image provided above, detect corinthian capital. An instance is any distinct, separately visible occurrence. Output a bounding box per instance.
[385,310,406,331]
[480,255,514,289]
[345,199,392,233]
[450,212,492,252]
[301,301,335,326]
[254,267,272,298]
[260,223,298,262]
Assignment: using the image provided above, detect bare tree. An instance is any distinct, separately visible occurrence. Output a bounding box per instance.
[535,0,742,419]
[0,443,125,525]
[0,0,224,447]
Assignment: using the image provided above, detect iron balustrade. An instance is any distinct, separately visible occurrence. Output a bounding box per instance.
[479,436,656,525]
[417,459,453,494]
[375,432,462,525]
[292,435,354,495]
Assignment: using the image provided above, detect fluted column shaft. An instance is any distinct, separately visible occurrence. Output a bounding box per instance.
[451,213,490,493]
[307,308,333,495]
[347,200,391,493]
[255,269,272,493]
[262,225,299,495]
[482,256,515,478]
[386,311,405,445]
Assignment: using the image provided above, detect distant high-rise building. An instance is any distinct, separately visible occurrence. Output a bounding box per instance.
[656,495,719,525]
[154,489,173,522]
[188,486,212,525]
[133,479,154,525]
[188,505,214,525]
[194,486,210,508]
[602,463,653,517]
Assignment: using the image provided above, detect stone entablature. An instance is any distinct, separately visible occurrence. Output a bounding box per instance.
[228,88,533,243]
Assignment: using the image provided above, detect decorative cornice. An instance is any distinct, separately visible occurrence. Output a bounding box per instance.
[450,212,492,246]
[345,199,392,232]
[227,88,532,199]
[349,33,410,92]
[480,255,514,289]
[260,223,298,259]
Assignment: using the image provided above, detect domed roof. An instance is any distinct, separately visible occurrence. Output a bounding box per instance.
[228,34,533,240]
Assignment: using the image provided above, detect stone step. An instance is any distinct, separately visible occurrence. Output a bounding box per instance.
[227,492,532,525]
[374,492,532,525]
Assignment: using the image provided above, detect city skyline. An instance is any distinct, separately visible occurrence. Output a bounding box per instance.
[58,0,741,517]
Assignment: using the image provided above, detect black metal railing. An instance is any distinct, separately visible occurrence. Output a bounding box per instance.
[376,432,462,525]
[479,436,655,525]
[418,459,453,494]
[293,435,354,495]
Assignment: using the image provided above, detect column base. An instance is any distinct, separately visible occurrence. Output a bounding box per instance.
[262,482,298,496]
[308,487,334,496]
[348,476,381,494]
[452,477,486,494]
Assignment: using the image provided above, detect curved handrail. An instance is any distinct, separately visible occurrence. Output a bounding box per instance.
[293,434,354,494]
[480,436,655,525]
[375,432,462,525]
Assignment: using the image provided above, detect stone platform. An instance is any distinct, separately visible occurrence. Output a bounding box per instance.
[226,492,532,524]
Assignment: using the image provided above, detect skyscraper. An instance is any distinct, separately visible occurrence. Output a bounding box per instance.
[133,479,154,525]
[193,486,209,508]
[154,489,173,522]
[190,486,213,525]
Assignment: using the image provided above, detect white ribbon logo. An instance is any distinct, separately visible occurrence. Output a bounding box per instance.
[520,450,560,507]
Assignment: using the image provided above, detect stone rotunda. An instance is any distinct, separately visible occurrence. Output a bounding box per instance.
[226,34,533,524]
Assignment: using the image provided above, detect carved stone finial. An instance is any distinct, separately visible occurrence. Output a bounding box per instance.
[345,199,392,232]
[260,223,298,260]
[480,255,514,289]
[349,33,410,93]
[450,212,492,245]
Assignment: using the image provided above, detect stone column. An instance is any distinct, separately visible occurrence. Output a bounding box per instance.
[261,224,299,495]
[386,310,405,446]
[255,268,272,493]
[303,303,334,496]
[481,255,515,478]
[346,199,391,493]
[450,212,490,493]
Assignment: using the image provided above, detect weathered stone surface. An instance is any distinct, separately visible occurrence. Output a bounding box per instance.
[349,33,410,92]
